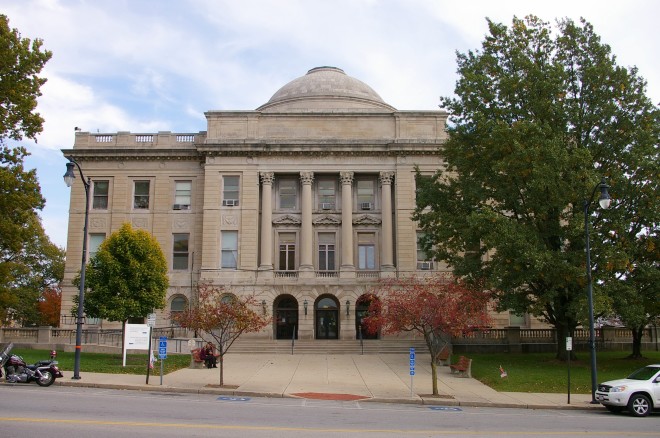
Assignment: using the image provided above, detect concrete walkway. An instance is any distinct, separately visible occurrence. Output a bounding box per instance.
[56,353,600,410]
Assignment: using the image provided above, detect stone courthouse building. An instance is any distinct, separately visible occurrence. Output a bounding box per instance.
[61,67,522,341]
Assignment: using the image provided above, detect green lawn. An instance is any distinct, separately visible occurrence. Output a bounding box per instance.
[467,350,660,393]
[9,348,191,375]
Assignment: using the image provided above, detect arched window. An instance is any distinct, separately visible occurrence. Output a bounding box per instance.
[170,296,188,326]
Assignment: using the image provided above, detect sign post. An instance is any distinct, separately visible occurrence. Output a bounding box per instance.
[145,314,156,385]
[409,348,416,399]
[566,336,573,404]
[158,336,167,386]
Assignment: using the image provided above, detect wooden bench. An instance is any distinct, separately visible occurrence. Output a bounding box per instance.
[435,345,451,366]
[449,355,472,378]
[190,348,204,369]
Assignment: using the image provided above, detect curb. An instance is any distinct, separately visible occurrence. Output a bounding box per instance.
[54,380,600,411]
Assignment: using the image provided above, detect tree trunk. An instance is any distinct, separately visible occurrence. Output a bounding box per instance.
[430,359,438,395]
[218,354,224,386]
[629,326,644,359]
[425,332,443,396]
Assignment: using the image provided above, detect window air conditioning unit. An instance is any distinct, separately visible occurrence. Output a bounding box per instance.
[173,204,191,210]
[360,202,373,210]
[419,261,433,270]
[320,203,334,210]
[223,199,239,207]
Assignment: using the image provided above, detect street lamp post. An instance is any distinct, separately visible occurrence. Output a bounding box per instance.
[584,177,611,403]
[63,157,91,380]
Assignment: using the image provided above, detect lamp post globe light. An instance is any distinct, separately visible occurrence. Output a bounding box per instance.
[584,177,611,403]
[63,157,91,380]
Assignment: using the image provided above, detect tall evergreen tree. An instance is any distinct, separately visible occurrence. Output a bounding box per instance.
[414,16,659,359]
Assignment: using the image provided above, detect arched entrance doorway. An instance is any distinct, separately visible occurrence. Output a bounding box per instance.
[356,294,379,339]
[275,295,298,339]
[315,296,338,339]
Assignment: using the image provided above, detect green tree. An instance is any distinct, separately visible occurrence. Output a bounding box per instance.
[0,14,51,144]
[414,16,659,360]
[172,283,271,386]
[9,215,64,326]
[0,15,55,325]
[77,223,169,338]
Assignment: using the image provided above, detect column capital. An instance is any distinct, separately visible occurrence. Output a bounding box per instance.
[340,171,354,185]
[260,171,274,185]
[300,171,314,185]
[379,171,395,185]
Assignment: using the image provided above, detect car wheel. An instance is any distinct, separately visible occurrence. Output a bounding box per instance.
[605,405,624,413]
[627,394,651,417]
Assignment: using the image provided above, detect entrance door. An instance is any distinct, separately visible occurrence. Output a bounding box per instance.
[276,296,298,339]
[315,297,338,339]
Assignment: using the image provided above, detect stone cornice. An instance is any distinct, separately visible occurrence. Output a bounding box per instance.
[61,148,202,161]
[353,214,382,226]
[273,214,302,226]
[313,215,342,225]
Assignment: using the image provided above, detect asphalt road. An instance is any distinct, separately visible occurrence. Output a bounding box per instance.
[0,384,657,437]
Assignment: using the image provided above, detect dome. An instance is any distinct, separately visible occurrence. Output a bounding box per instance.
[257,67,395,112]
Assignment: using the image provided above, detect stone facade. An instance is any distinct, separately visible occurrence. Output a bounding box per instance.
[61,67,534,340]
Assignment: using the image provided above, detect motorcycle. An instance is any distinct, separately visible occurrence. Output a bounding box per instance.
[0,343,64,387]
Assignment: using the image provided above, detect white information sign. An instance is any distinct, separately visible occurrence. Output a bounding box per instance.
[566,336,573,351]
[122,324,150,367]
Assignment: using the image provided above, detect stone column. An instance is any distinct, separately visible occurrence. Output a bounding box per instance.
[259,172,274,271]
[340,171,355,276]
[379,171,395,272]
[299,171,314,274]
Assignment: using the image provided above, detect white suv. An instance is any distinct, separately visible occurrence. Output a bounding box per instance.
[595,364,660,417]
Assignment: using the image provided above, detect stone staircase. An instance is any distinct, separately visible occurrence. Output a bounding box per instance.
[227,339,428,355]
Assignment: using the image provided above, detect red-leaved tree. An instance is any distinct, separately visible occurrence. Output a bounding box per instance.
[38,286,61,327]
[362,274,492,395]
[171,283,271,386]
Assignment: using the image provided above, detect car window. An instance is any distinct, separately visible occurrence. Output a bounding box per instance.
[626,366,660,380]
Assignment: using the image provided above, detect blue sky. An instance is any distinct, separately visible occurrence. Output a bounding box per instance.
[4,0,659,249]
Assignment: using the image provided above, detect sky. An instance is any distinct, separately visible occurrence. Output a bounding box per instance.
[4,0,659,249]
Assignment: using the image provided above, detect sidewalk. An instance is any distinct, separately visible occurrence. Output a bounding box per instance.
[57,353,600,410]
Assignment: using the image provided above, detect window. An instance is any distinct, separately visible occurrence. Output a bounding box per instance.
[174,181,191,209]
[279,178,297,209]
[358,233,376,270]
[134,181,150,209]
[465,238,481,270]
[222,176,240,206]
[416,232,433,270]
[173,233,189,270]
[92,180,109,209]
[88,233,105,260]
[221,231,238,269]
[357,179,375,210]
[170,296,187,325]
[318,233,335,271]
[278,232,296,271]
[318,179,336,210]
